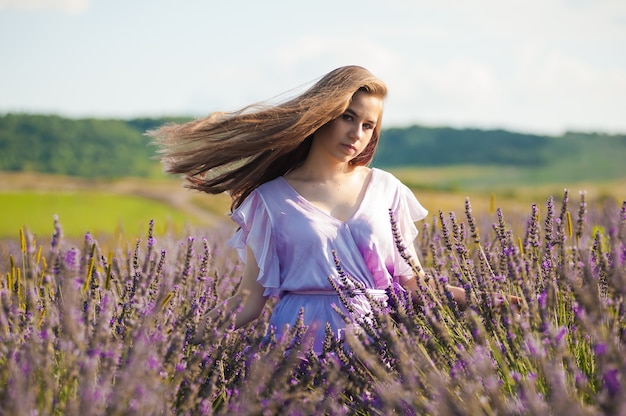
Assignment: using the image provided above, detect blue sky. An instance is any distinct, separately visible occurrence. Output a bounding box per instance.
[1,0,625,135]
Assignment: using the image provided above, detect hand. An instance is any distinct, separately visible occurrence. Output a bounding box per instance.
[493,293,522,306]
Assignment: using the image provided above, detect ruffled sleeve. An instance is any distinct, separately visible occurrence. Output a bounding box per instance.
[227,190,281,297]
[396,183,428,246]
[391,181,429,279]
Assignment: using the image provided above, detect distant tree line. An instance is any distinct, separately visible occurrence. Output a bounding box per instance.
[0,115,189,178]
[374,126,566,167]
[1,113,625,178]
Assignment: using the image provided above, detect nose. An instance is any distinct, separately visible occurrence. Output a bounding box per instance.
[349,123,365,140]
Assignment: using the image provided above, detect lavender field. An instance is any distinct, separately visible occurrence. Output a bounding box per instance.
[1,191,625,415]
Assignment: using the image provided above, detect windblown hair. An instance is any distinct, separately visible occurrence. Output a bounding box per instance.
[149,65,388,210]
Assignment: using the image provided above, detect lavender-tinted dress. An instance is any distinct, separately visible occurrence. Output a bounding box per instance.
[227,168,428,352]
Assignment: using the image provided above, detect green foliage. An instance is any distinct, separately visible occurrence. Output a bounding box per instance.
[0,114,191,179]
[373,125,626,178]
[374,125,557,167]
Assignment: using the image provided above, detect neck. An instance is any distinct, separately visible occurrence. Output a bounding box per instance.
[296,156,358,182]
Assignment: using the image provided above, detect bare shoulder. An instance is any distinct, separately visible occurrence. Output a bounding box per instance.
[354,165,372,178]
[282,168,307,184]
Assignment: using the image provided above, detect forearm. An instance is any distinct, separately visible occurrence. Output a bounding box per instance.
[204,245,267,330]
[208,292,266,329]
[397,250,468,305]
[444,284,468,308]
[401,270,520,312]
[440,283,521,309]
[401,275,467,307]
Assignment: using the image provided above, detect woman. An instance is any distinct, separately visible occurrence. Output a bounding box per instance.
[151,66,468,353]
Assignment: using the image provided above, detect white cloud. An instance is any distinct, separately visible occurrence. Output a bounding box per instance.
[0,0,89,14]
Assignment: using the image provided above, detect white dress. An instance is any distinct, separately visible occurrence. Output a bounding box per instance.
[228,168,428,352]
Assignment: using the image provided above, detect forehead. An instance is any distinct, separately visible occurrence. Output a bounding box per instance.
[347,91,383,121]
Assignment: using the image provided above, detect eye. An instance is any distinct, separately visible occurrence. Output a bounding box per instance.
[363,122,375,130]
[342,114,353,121]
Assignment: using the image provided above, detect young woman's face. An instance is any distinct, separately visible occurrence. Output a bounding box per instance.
[312,91,383,164]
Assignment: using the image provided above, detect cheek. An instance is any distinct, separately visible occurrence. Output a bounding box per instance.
[362,134,377,151]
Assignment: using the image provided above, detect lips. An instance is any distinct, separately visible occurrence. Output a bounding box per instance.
[342,144,357,153]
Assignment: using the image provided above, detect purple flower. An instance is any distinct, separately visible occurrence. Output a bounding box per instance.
[51,214,62,249]
[87,348,101,358]
[199,399,212,413]
[594,343,608,356]
[572,302,583,318]
[38,329,49,341]
[555,326,568,344]
[20,360,31,374]
[502,246,515,256]
[603,368,621,397]
[148,354,160,369]
[525,338,545,358]
[64,248,79,270]
[537,292,547,309]
[575,371,588,388]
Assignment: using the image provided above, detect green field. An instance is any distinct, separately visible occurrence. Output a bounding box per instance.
[1,168,624,241]
[0,191,197,239]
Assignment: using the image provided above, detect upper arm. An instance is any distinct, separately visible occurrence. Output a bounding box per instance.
[234,246,268,317]
[239,246,262,287]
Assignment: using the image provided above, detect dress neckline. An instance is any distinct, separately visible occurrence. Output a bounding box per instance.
[279,168,377,224]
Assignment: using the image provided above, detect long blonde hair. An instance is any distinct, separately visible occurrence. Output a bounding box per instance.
[149,65,388,210]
